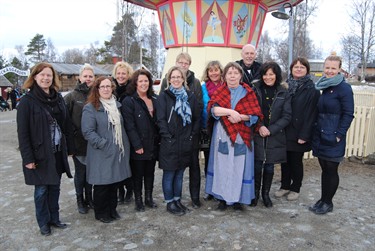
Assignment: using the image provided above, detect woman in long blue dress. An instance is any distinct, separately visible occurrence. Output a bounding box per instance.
[205,62,263,211]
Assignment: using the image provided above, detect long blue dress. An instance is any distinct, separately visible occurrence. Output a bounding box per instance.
[205,86,257,205]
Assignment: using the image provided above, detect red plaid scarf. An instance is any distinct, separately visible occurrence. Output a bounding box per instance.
[208,83,263,149]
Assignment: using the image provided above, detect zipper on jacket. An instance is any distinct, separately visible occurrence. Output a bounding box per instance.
[168,105,174,123]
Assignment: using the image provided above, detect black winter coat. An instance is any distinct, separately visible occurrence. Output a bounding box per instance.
[253,82,292,164]
[122,93,160,160]
[17,92,73,185]
[156,89,200,170]
[285,78,320,152]
[64,82,90,156]
[235,59,262,87]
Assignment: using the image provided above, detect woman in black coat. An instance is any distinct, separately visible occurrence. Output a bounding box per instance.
[17,62,73,236]
[156,66,200,216]
[275,58,320,201]
[122,69,160,212]
[252,61,292,208]
[112,61,135,204]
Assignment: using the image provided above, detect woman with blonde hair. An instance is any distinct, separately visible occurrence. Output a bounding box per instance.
[112,61,134,204]
[310,53,354,215]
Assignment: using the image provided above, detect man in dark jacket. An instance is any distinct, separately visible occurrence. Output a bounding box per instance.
[64,63,95,214]
[235,44,262,88]
[160,52,203,208]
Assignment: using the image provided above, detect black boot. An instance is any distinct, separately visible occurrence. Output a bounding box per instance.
[85,185,94,209]
[134,194,145,212]
[124,178,133,203]
[76,194,88,214]
[118,182,125,204]
[250,169,262,207]
[166,201,185,216]
[262,172,274,208]
[144,176,157,208]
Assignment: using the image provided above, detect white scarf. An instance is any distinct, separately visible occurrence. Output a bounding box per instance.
[100,95,124,158]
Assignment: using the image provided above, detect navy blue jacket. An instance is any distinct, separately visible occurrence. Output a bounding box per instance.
[312,80,354,160]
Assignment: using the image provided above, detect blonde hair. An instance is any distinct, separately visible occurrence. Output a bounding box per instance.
[325,51,342,69]
[79,63,94,76]
[175,52,192,65]
[112,61,134,79]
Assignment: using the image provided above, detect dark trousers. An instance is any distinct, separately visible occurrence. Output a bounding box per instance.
[318,158,340,204]
[34,184,60,228]
[130,159,156,194]
[280,151,304,193]
[93,182,120,219]
[189,148,201,200]
[72,156,92,196]
[203,149,209,176]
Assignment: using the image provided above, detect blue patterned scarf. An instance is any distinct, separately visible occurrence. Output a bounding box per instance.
[169,86,192,126]
[315,73,344,90]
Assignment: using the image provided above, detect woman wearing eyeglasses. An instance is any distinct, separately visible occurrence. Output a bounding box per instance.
[156,66,200,216]
[81,76,131,223]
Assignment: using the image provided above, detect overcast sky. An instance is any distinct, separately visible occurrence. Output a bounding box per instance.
[0,0,352,60]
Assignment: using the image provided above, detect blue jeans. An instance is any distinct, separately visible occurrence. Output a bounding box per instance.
[34,184,60,228]
[254,160,274,174]
[162,168,185,202]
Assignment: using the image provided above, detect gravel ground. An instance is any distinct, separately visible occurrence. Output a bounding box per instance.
[0,109,374,251]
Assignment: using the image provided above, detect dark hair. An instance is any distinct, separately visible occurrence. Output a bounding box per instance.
[87,76,115,110]
[23,62,61,91]
[129,69,155,98]
[259,61,282,86]
[290,57,310,75]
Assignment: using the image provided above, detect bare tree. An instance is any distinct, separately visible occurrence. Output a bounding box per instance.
[44,38,58,62]
[257,30,274,63]
[144,23,160,76]
[343,0,375,80]
[341,35,358,74]
[60,49,85,64]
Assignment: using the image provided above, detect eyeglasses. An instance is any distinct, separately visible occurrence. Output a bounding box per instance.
[98,85,112,90]
[170,76,182,80]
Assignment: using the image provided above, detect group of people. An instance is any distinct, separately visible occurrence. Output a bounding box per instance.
[16,44,354,236]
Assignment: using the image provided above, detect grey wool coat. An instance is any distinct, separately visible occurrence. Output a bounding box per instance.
[81,102,131,185]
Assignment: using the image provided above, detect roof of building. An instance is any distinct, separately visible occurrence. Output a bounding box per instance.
[0,75,13,87]
[49,63,110,76]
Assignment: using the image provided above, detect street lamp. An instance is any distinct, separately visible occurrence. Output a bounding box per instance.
[272,3,293,72]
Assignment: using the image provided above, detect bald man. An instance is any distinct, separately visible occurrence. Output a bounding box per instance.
[236,44,262,87]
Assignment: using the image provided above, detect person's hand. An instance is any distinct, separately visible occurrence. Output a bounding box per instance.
[25,162,36,169]
[227,110,241,123]
[135,148,144,154]
[297,139,306,144]
[259,126,270,137]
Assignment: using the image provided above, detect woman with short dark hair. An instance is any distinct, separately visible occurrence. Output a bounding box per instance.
[274,57,320,201]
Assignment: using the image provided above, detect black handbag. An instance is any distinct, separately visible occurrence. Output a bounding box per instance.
[199,129,211,150]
